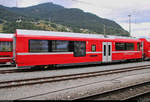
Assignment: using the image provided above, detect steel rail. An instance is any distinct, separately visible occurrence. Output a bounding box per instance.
[0,64,150,89]
[0,69,38,74]
[80,81,150,100]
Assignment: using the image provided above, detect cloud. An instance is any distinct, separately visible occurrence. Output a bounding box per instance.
[0,0,150,37]
[64,0,150,37]
[2,0,73,8]
[17,0,50,7]
[67,0,150,22]
[120,22,150,37]
[0,0,16,7]
[75,0,150,10]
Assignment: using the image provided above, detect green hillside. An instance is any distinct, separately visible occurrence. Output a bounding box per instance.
[0,3,129,36]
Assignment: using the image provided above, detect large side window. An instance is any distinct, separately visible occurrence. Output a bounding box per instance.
[115,42,135,51]
[115,43,125,51]
[52,40,69,52]
[29,40,48,52]
[0,41,12,52]
[29,40,86,57]
[68,41,74,52]
[74,41,86,57]
[126,43,134,50]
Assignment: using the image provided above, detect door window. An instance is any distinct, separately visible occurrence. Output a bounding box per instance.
[74,41,86,57]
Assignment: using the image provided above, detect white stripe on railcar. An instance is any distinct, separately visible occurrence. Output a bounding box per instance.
[0,33,14,38]
[0,57,12,59]
[17,52,74,55]
[112,51,141,53]
[86,52,102,54]
[17,52,103,55]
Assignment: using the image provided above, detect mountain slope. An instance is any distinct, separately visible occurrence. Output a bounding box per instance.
[0,5,33,23]
[0,3,129,36]
[0,6,19,22]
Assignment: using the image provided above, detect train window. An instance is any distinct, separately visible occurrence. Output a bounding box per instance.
[108,45,111,56]
[52,40,69,52]
[126,43,134,50]
[104,45,106,56]
[0,41,12,52]
[29,40,85,55]
[115,43,125,51]
[29,40,48,52]
[68,41,74,52]
[137,43,140,51]
[74,41,86,57]
[91,45,96,52]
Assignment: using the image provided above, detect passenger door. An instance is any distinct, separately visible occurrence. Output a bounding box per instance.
[102,42,112,62]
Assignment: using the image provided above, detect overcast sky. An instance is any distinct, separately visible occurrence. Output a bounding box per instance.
[0,0,150,37]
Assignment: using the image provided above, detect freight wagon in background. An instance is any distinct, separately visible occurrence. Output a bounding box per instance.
[14,29,143,69]
[0,33,14,64]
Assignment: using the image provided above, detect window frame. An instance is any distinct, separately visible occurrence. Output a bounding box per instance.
[29,39,86,57]
[115,42,125,51]
[125,43,134,51]
[73,41,86,57]
[29,39,49,53]
[115,42,135,51]
[52,40,70,52]
[0,41,13,52]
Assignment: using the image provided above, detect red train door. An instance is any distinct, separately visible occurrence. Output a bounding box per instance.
[102,42,112,62]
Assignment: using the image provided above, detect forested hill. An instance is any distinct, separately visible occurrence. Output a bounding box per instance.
[0,3,129,36]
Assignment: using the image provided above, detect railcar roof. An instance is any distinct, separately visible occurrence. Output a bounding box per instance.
[113,38,141,42]
[16,29,139,41]
[17,29,106,39]
[0,33,14,38]
[106,35,138,40]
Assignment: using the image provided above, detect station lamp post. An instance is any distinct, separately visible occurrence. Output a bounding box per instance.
[128,15,131,36]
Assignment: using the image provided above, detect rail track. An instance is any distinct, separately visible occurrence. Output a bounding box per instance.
[0,68,45,74]
[0,64,150,90]
[129,92,150,101]
[80,81,150,100]
[0,69,18,74]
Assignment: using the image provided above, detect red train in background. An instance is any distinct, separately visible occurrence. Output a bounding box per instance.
[139,38,150,60]
[0,33,14,64]
[14,29,145,68]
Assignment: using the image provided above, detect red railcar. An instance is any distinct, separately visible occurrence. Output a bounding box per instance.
[0,33,14,64]
[139,37,150,60]
[15,29,142,68]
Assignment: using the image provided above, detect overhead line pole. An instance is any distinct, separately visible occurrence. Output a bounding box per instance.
[128,15,131,36]
[16,0,18,7]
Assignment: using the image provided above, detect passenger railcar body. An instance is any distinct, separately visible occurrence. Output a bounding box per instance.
[107,35,142,61]
[0,33,13,64]
[15,29,142,68]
